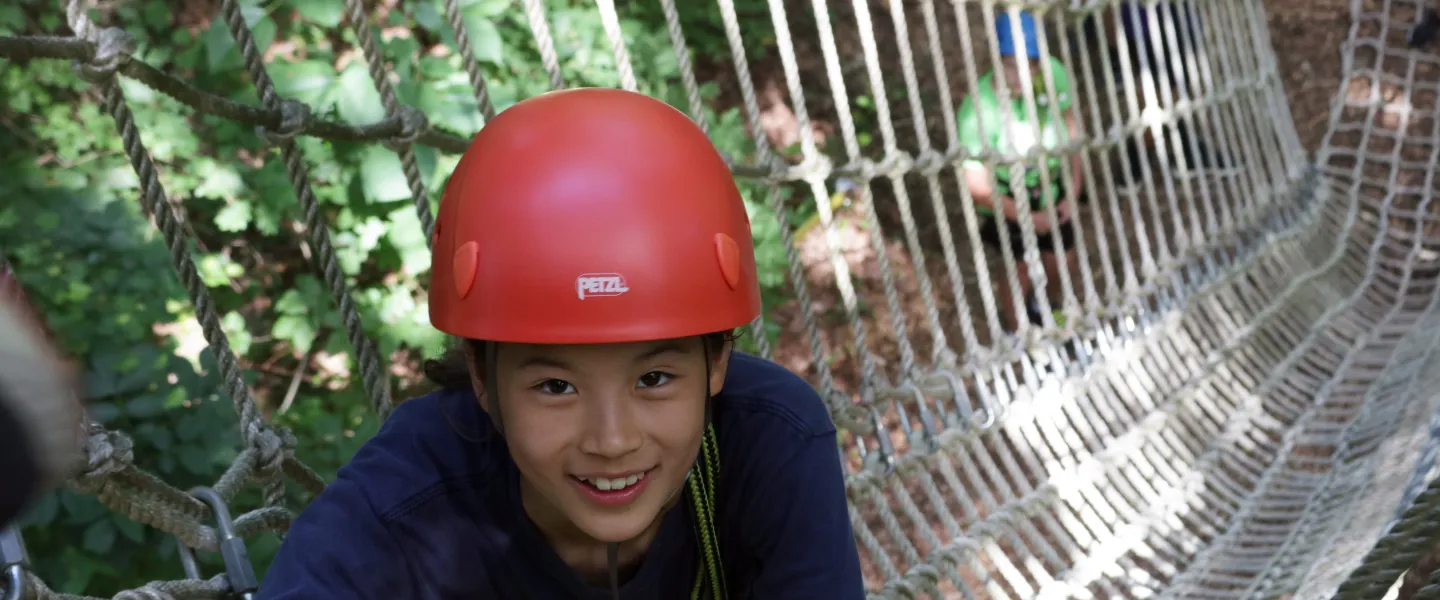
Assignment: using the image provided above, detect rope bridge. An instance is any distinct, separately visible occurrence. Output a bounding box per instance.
[2,0,1440,597]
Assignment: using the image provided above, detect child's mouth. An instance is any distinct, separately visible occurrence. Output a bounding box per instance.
[571,469,653,506]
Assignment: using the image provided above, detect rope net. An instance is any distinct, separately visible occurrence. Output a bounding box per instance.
[2,0,1439,597]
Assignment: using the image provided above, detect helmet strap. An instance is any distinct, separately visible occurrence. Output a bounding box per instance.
[607,541,621,599]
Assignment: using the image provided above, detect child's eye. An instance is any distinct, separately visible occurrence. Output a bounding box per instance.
[536,379,576,395]
[637,371,673,389]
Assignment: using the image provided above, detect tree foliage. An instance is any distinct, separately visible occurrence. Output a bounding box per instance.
[0,0,795,593]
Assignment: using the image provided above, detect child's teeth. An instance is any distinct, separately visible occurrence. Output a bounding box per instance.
[584,472,645,491]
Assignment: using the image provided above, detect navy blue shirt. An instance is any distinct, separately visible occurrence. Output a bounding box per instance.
[257,352,866,599]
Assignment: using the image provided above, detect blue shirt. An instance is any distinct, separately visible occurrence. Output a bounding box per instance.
[257,352,867,599]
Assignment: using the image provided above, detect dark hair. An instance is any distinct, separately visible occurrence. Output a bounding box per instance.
[421,329,740,392]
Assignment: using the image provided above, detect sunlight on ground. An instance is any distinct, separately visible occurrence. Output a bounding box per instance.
[1345,75,1414,130]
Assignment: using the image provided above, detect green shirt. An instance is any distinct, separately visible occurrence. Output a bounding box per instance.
[957,57,1073,216]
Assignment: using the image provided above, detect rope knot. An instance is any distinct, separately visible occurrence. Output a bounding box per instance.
[258,99,312,145]
[73,26,136,84]
[913,149,947,177]
[77,427,134,481]
[245,421,292,482]
[876,151,915,180]
[383,106,429,152]
[782,153,833,186]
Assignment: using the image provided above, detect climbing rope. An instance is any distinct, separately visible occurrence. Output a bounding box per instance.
[3,0,1440,598]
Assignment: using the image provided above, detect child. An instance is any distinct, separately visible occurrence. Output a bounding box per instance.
[257,89,867,598]
[958,10,1084,333]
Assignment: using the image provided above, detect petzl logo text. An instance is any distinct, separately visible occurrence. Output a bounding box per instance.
[576,273,630,300]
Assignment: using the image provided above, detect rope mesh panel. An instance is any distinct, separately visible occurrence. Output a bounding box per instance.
[2,0,1440,598]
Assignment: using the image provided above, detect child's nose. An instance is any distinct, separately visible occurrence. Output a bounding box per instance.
[579,396,643,459]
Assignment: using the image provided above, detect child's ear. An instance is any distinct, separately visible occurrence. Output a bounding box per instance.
[708,339,734,397]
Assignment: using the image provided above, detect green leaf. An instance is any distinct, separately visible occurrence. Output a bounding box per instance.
[196,162,246,200]
[462,13,504,64]
[137,422,174,451]
[62,549,97,594]
[270,60,337,106]
[359,145,411,203]
[89,403,121,427]
[273,314,317,353]
[82,519,117,554]
[114,515,147,544]
[176,413,208,442]
[198,253,240,287]
[415,144,439,190]
[221,311,253,356]
[21,492,59,526]
[295,0,345,27]
[214,201,252,232]
[252,16,278,62]
[337,62,386,125]
[61,492,108,523]
[385,207,430,275]
[203,9,275,71]
[125,394,167,419]
[203,20,235,71]
[179,446,210,475]
[417,82,483,135]
[0,4,24,34]
[413,2,443,32]
[464,0,512,17]
[85,366,118,399]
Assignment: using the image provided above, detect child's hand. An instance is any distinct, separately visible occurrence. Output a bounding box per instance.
[1054,197,1074,225]
[1029,211,1053,234]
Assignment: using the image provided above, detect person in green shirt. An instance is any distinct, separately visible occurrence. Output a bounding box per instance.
[958,10,1084,333]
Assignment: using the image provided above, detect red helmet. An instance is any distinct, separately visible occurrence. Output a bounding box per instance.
[428,88,761,344]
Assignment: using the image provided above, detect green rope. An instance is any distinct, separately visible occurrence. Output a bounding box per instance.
[688,424,727,600]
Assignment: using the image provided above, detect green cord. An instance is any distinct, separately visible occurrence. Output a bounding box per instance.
[687,424,727,600]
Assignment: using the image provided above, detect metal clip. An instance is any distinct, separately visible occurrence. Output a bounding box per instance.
[1,526,28,600]
[174,487,258,600]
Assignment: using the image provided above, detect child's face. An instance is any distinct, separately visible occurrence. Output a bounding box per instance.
[1000,57,1047,102]
[480,337,729,545]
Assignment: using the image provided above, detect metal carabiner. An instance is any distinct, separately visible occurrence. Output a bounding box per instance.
[0,526,27,600]
[174,487,258,600]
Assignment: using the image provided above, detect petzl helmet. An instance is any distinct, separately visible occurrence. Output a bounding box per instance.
[429,88,761,344]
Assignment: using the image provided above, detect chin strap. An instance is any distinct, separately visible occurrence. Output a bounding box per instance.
[607,541,620,598]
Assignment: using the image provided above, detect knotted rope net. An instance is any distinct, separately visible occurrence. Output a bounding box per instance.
[2,0,1440,597]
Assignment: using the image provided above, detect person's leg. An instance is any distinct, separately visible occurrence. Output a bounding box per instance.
[980,219,1024,334]
[1007,221,1048,330]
